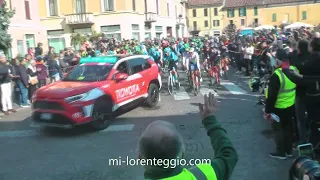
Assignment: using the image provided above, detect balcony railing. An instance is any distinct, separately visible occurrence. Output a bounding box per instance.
[65,13,94,25]
[145,12,157,23]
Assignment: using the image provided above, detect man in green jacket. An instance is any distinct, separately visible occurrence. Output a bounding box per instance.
[139,93,238,180]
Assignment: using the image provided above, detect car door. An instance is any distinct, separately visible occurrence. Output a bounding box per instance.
[127,58,147,98]
[110,61,135,110]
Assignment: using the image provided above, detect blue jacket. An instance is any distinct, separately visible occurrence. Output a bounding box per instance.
[163,52,178,62]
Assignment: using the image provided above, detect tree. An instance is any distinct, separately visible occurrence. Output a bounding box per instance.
[70,33,87,47]
[0,0,15,53]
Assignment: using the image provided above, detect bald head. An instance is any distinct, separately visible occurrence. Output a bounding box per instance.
[139,120,184,160]
[314,32,320,38]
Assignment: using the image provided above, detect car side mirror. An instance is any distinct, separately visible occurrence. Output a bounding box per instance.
[114,73,128,81]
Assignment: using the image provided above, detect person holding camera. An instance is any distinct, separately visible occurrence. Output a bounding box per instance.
[138,93,238,180]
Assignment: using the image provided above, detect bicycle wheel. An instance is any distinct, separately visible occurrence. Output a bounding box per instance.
[168,74,174,95]
[188,72,193,88]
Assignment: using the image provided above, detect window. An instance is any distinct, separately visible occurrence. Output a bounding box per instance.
[103,0,114,11]
[204,20,208,27]
[75,0,85,13]
[116,62,129,74]
[204,8,208,16]
[145,32,151,39]
[193,21,197,29]
[24,0,31,19]
[132,32,140,40]
[132,24,139,40]
[213,20,220,27]
[272,13,276,22]
[155,26,162,31]
[239,7,246,17]
[227,9,234,17]
[156,0,159,14]
[254,7,258,16]
[132,24,139,30]
[167,3,169,16]
[25,34,35,49]
[48,38,66,53]
[241,19,245,26]
[192,9,196,17]
[17,40,25,54]
[132,0,136,11]
[128,58,150,74]
[174,6,178,18]
[49,0,58,16]
[214,8,218,16]
[73,28,91,33]
[302,11,307,20]
[156,33,162,39]
[101,25,121,40]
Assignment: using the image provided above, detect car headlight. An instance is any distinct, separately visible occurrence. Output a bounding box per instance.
[64,88,104,103]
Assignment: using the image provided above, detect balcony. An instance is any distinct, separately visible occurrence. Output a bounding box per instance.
[145,12,157,23]
[65,13,94,25]
[180,0,188,3]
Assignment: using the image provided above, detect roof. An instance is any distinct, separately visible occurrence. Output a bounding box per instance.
[224,0,264,8]
[223,0,314,8]
[188,0,223,6]
[264,0,313,4]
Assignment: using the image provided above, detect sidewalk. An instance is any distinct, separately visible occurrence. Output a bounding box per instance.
[0,103,31,118]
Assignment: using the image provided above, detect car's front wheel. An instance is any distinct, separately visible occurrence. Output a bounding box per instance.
[145,83,160,108]
[91,96,113,130]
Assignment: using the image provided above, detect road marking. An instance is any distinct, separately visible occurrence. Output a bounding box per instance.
[101,124,135,132]
[220,82,247,95]
[173,87,190,100]
[0,130,38,138]
[200,87,219,97]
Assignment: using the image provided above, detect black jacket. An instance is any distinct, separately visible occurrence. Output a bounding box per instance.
[47,60,62,77]
[17,65,29,86]
[0,62,11,84]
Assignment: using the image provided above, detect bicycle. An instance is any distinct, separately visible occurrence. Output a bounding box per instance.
[208,65,220,90]
[167,67,180,95]
[187,69,200,96]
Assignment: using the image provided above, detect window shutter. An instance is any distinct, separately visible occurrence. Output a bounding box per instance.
[25,1,31,19]
[232,9,234,17]
[244,8,246,16]
[238,8,240,16]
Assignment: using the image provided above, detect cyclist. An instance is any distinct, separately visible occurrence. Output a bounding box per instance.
[163,47,179,83]
[186,48,203,83]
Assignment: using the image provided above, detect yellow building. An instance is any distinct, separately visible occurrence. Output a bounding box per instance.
[39,0,189,51]
[187,0,224,36]
[222,0,265,30]
[263,0,320,26]
[221,0,320,31]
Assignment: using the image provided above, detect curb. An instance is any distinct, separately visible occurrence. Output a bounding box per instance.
[0,104,31,118]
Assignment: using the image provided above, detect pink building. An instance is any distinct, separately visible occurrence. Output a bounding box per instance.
[5,0,46,57]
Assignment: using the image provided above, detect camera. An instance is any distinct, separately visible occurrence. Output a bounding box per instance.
[290,144,320,180]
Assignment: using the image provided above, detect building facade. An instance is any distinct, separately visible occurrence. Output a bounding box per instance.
[263,0,320,26]
[187,0,224,36]
[221,0,320,31]
[222,0,264,30]
[6,0,46,57]
[39,0,189,52]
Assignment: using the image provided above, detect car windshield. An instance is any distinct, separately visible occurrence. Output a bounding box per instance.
[63,64,113,82]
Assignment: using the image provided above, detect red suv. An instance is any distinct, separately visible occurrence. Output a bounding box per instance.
[32,55,162,130]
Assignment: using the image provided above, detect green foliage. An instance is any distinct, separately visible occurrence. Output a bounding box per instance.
[88,30,102,42]
[70,33,87,46]
[0,1,15,52]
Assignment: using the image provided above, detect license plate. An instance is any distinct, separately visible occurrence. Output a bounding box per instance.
[40,113,52,120]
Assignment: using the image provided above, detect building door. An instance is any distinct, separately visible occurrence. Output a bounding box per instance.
[166,27,172,37]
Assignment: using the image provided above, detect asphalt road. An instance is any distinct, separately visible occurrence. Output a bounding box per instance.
[0,68,292,180]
